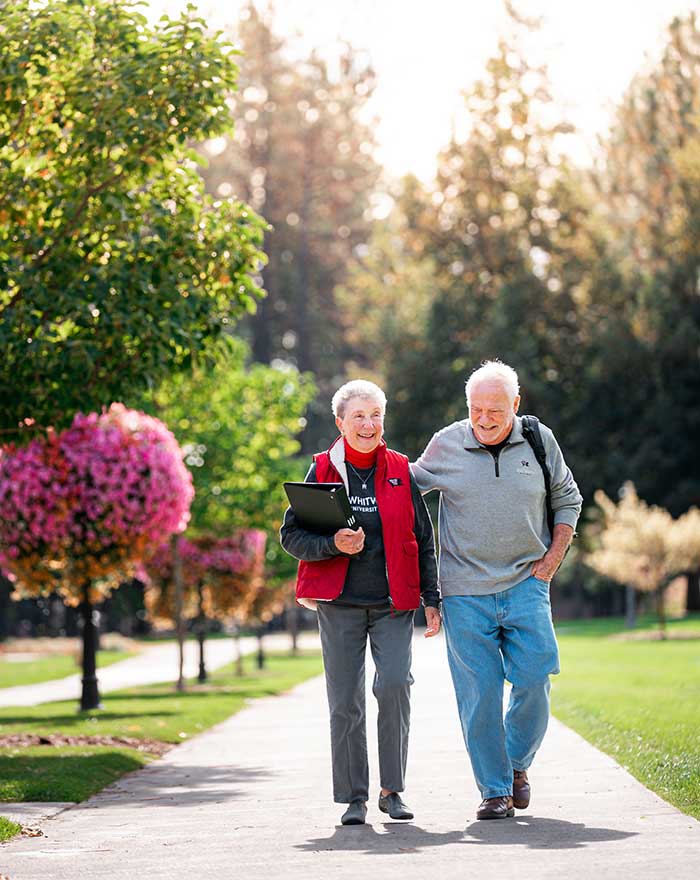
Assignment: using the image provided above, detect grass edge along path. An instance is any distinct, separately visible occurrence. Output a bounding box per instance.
[0,650,323,817]
[0,814,21,842]
[0,649,135,690]
[552,615,700,821]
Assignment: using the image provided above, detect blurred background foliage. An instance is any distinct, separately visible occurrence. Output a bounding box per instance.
[2,0,700,619]
[198,2,700,614]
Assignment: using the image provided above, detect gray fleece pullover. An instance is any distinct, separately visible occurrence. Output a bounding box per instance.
[411,416,583,597]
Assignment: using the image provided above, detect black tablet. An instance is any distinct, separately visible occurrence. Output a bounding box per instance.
[283,482,358,533]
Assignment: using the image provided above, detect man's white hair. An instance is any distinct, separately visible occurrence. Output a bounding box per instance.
[332,379,387,418]
[465,360,520,404]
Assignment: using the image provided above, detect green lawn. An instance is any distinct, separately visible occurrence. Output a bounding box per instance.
[0,650,323,804]
[554,613,700,639]
[0,747,148,803]
[553,614,700,819]
[0,649,133,689]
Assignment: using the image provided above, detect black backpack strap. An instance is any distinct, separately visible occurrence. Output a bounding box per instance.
[521,415,555,537]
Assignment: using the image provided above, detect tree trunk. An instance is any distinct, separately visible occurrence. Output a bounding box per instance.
[655,586,667,640]
[256,626,265,670]
[79,582,102,711]
[234,622,244,677]
[172,534,186,692]
[624,584,636,629]
[686,570,700,612]
[287,601,299,655]
[197,582,207,683]
[0,574,12,641]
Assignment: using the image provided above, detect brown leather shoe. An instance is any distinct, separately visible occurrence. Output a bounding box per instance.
[513,770,530,809]
[476,796,514,820]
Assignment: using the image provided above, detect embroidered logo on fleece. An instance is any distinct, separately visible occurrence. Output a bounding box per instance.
[517,460,534,475]
[388,477,402,486]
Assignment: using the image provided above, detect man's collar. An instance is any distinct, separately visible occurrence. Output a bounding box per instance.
[463,415,525,450]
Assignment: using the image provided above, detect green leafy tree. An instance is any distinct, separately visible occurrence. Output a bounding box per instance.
[144,337,316,584]
[592,13,700,518]
[565,13,700,613]
[199,2,381,450]
[336,176,437,396]
[341,21,585,459]
[0,0,265,438]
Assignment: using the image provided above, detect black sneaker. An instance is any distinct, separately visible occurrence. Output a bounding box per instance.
[378,792,414,820]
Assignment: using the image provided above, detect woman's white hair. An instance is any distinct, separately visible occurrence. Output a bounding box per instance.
[465,360,520,404]
[332,379,387,418]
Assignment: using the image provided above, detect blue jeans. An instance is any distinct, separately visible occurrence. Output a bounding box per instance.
[442,576,560,799]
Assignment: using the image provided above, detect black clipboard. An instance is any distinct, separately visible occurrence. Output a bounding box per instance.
[283,481,358,534]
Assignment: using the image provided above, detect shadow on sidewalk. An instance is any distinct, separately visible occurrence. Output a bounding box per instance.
[296,823,466,854]
[464,815,638,849]
[296,817,638,854]
[84,764,277,809]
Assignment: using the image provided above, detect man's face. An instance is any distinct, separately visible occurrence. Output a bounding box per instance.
[468,380,520,446]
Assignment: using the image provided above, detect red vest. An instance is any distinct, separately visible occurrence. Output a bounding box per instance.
[295,441,421,610]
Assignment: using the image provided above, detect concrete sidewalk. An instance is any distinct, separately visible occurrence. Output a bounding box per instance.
[0,632,319,707]
[1,630,698,879]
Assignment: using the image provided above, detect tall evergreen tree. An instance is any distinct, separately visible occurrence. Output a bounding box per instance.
[594,13,700,516]
[198,2,381,449]
[342,22,586,459]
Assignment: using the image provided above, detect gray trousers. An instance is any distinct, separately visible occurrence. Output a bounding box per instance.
[316,604,415,804]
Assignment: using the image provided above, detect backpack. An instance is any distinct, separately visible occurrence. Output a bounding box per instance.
[520,415,554,537]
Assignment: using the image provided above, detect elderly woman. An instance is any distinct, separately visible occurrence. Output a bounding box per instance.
[280,379,441,826]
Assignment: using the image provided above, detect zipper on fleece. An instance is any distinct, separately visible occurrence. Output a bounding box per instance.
[493,449,502,477]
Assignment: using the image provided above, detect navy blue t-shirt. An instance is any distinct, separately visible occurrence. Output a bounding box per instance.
[333,465,389,607]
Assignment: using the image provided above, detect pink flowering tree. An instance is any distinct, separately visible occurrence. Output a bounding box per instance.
[144,531,266,685]
[0,404,193,709]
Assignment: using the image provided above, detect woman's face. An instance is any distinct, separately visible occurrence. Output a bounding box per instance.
[336,395,384,453]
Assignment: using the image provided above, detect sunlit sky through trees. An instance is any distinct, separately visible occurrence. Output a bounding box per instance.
[148,0,700,180]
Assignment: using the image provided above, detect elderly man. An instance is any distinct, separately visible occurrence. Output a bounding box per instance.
[411,360,582,820]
